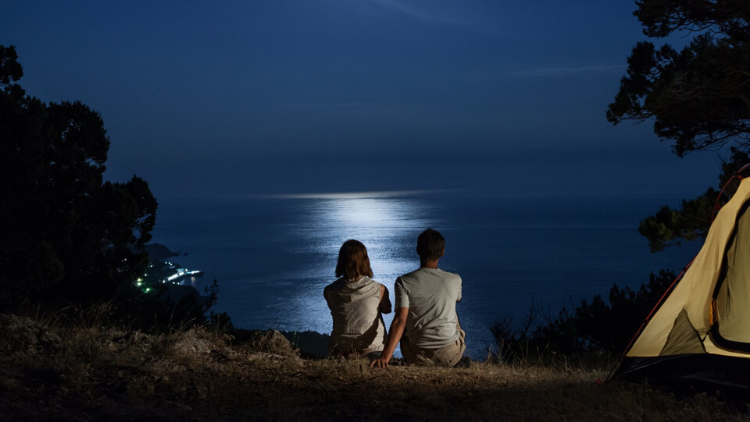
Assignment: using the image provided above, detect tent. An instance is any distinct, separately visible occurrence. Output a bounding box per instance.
[612,175,750,394]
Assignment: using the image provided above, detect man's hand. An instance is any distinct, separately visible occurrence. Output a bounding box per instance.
[370,356,389,368]
[370,307,408,369]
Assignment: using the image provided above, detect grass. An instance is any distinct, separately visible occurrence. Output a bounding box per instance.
[0,313,748,422]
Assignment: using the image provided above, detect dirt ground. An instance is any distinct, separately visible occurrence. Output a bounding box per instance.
[0,314,745,422]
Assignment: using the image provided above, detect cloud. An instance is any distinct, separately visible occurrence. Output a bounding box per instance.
[510,65,626,77]
[366,0,466,27]
[279,102,375,109]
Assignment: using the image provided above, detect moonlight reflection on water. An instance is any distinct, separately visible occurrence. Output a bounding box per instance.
[284,192,437,346]
[153,189,701,359]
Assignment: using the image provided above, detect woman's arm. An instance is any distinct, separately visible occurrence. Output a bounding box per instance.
[379,285,392,314]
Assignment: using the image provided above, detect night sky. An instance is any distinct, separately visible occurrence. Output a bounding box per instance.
[1,1,721,200]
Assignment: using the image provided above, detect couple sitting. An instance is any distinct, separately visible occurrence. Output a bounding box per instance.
[323,229,466,368]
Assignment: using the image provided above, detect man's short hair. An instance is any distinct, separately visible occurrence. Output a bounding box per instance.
[335,239,374,280]
[417,228,445,261]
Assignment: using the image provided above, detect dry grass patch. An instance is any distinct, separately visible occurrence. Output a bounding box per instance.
[0,314,748,421]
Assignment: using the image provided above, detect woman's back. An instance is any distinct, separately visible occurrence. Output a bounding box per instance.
[324,276,389,355]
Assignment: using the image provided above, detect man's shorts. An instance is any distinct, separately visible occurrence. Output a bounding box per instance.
[400,323,466,367]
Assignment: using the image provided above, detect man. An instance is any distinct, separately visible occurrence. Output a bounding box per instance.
[370,228,466,368]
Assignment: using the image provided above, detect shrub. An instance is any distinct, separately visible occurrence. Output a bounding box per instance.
[490,269,677,362]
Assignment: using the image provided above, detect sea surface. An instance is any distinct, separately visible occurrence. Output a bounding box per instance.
[151,189,701,358]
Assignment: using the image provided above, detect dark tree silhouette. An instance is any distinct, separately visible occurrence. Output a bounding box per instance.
[0,45,158,313]
[608,0,750,251]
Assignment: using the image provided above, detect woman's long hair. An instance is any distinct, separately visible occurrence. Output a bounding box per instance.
[335,240,373,280]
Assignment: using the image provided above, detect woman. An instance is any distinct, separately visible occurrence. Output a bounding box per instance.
[324,240,392,357]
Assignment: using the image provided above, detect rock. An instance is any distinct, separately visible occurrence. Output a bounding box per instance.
[0,314,61,358]
[172,330,213,357]
[211,347,240,362]
[173,337,211,356]
[253,330,299,357]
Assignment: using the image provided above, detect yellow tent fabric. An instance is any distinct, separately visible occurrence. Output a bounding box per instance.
[627,177,750,358]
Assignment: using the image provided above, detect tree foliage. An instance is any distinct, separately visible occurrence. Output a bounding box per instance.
[608,0,750,251]
[0,45,160,316]
[573,270,676,353]
[607,0,750,157]
[638,147,750,251]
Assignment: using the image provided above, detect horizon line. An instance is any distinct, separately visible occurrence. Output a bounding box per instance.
[261,189,452,200]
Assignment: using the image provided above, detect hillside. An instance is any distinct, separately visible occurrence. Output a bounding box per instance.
[0,314,743,422]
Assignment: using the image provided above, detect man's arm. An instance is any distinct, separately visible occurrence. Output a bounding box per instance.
[370,307,408,368]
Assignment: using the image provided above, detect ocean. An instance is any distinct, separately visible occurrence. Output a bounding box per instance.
[151,189,701,358]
